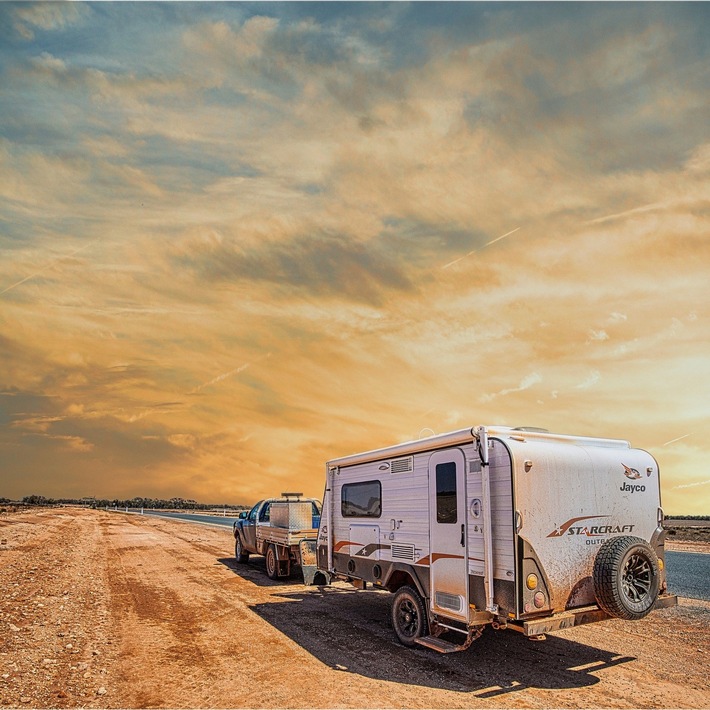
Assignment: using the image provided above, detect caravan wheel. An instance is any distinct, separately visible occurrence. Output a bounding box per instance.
[391,586,428,647]
[593,536,659,620]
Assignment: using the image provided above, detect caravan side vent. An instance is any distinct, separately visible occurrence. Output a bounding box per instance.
[390,543,415,561]
[469,460,482,473]
[391,456,413,474]
[435,591,463,612]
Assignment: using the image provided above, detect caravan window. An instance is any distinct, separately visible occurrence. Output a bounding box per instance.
[435,462,457,524]
[341,480,381,518]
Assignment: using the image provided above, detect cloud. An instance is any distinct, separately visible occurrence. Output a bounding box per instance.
[480,373,543,403]
[673,478,710,490]
[588,330,609,342]
[168,434,197,450]
[574,371,601,390]
[174,228,414,304]
[189,354,272,394]
[662,433,693,447]
[44,434,94,453]
[444,411,462,427]
[442,227,521,269]
[11,3,88,40]
[684,143,710,173]
[11,415,63,433]
[0,240,97,296]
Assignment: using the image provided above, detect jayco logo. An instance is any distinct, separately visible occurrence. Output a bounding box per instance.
[621,463,649,493]
[622,464,642,480]
[620,482,645,493]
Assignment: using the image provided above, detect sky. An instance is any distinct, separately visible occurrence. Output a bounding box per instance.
[0,2,708,513]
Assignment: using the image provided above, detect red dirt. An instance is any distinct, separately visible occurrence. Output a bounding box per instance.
[1,508,708,708]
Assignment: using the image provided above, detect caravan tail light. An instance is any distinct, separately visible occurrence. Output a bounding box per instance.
[526,574,538,590]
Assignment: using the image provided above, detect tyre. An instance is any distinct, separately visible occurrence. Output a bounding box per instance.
[265,544,279,580]
[391,585,428,646]
[593,536,660,620]
[234,534,249,563]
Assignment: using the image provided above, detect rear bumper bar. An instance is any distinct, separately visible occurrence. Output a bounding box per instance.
[513,594,679,637]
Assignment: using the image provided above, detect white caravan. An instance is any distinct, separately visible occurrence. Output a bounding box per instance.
[316,425,677,652]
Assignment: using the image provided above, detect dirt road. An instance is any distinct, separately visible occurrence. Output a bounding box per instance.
[1,509,708,708]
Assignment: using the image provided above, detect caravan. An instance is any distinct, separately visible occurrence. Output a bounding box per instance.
[316,425,677,652]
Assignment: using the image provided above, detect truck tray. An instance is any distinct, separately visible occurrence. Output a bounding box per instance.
[256,525,318,548]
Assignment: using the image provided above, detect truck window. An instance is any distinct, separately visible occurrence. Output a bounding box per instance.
[436,462,457,524]
[247,503,260,522]
[259,502,271,522]
[342,481,381,518]
[311,501,321,516]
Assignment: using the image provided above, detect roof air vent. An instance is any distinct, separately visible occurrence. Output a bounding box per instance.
[390,456,413,474]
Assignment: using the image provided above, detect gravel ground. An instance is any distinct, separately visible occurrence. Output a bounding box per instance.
[1,508,708,709]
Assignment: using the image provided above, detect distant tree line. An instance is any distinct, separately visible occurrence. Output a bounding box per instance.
[664,514,710,520]
[17,494,248,510]
[8,496,706,518]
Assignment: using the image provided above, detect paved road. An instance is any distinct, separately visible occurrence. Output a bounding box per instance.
[119,510,710,601]
[665,550,710,601]
[136,509,241,527]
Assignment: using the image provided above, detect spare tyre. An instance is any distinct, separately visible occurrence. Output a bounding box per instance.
[593,536,660,620]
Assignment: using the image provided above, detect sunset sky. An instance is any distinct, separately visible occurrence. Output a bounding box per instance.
[1,2,708,513]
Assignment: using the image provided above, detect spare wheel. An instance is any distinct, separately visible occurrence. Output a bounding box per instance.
[593,536,660,621]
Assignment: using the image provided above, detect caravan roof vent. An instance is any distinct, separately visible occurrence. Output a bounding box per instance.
[390,456,413,474]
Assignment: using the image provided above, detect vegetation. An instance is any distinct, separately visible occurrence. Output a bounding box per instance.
[664,514,710,520]
[8,496,705,518]
[18,495,248,510]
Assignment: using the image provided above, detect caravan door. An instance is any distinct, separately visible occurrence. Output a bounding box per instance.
[428,449,468,622]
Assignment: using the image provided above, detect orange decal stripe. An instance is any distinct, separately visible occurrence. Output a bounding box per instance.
[431,553,465,563]
[334,540,362,552]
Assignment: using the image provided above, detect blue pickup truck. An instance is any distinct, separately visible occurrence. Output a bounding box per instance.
[233,494,323,582]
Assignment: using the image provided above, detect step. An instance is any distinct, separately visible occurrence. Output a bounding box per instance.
[414,635,466,654]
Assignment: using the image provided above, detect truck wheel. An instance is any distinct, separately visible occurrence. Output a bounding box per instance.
[234,535,249,563]
[265,544,279,580]
[391,585,428,646]
[593,536,659,620]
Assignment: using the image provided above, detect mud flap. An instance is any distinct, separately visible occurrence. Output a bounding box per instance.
[300,539,330,586]
[273,544,291,577]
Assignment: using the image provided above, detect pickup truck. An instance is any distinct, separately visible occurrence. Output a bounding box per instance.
[233,494,325,584]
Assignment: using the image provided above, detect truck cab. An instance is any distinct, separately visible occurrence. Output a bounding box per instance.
[235,499,275,553]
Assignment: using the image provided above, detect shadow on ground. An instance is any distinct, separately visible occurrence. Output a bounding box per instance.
[218,556,635,695]
[217,556,305,587]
